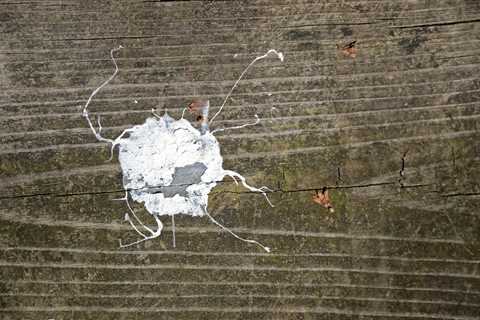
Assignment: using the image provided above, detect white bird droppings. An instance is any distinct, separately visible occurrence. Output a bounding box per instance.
[82,46,283,252]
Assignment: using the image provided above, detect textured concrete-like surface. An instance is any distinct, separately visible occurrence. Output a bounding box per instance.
[0,0,479,319]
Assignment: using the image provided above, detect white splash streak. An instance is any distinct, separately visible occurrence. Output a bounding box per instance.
[203,206,270,253]
[223,170,275,208]
[82,45,136,161]
[171,214,176,248]
[209,49,284,123]
[211,114,260,134]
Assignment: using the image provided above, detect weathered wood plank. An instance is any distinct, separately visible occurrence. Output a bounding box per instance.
[1,0,479,319]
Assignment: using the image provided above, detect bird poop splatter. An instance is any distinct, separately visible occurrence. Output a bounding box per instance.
[82,46,283,252]
[119,114,224,217]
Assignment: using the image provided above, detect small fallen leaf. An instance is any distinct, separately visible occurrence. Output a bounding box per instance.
[188,99,209,114]
[188,99,209,125]
[337,40,357,58]
[313,187,335,213]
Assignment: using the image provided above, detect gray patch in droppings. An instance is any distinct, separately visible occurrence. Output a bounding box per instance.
[149,162,207,197]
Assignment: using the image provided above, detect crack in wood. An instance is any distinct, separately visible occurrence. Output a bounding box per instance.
[392,18,480,29]
[0,181,441,201]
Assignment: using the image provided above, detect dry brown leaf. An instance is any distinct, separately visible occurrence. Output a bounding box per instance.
[188,99,209,114]
[337,40,357,58]
[312,188,335,213]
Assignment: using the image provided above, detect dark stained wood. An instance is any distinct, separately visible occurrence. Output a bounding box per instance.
[1,0,479,319]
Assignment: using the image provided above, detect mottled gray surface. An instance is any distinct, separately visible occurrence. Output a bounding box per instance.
[149,162,207,197]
